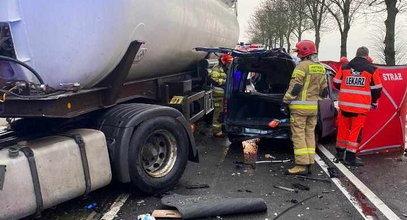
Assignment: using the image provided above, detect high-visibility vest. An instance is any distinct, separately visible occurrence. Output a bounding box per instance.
[333,58,382,113]
[283,60,327,116]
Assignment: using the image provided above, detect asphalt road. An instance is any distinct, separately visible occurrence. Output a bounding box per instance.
[31,123,406,220]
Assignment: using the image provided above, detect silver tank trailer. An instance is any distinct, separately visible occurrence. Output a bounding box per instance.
[0,0,239,88]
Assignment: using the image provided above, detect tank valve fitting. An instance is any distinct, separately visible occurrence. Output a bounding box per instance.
[8,146,20,158]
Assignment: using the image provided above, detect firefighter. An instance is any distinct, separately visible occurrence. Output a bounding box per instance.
[282,40,328,175]
[333,47,382,166]
[210,54,233,137]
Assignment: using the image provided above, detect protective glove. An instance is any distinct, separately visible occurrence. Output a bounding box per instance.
[280,103,289,115]
[371,103,378,110]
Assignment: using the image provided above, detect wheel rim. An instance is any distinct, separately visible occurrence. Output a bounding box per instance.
[141,129,177,178]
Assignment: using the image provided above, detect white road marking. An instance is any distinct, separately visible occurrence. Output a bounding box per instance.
[318,145,401,220]
[314,154,372,220]
[100,193,130,220]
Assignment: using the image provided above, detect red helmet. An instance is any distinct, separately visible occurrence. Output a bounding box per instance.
[294,40,317,58]
[339,56,349,64]
[220,54,233,65]
[366,56,373,63]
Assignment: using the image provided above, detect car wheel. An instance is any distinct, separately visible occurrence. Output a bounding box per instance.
[128,116,189,194]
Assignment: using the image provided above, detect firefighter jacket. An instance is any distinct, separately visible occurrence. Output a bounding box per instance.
[283,60,327,116]
[333,57,382,114]
[210,65,227,89]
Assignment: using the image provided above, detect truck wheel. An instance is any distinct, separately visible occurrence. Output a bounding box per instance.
[128,116,189,194]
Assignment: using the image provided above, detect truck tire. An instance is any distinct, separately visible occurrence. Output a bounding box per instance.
[128,116,189,194]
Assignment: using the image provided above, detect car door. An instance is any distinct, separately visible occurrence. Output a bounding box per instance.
[318,67,337,137]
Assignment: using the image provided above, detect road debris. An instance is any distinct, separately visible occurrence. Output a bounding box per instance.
[85,203,97,210]
[289,199,298,204]
[137,200,145,206]
[138,213,156,220]
[292,183,310,191]
[152,210,182,218]
[265,154,276,159]
[242,138,260,164]
[273,185,298,193]
[327,167,340,178]
[256,159,291,164]
[161,194,267,219]
[294,175,331,184]
[185,184,210,189]
[273,194,320,220]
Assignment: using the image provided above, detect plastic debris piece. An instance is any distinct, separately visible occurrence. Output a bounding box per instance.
[85,202,97,210]
[256,159,291,164]
[152,210,181,218]
[265,154,275,159]
[138,213,156,220]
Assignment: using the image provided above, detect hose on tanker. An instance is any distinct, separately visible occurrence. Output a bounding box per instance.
[0,55,45,84]
[0,89,65,99]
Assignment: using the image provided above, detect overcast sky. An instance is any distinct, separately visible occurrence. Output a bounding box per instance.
[237,0,407,63]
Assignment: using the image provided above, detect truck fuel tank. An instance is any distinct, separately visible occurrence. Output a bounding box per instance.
[0,129,112,220]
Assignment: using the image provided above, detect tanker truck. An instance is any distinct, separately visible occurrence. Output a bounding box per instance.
[0,0,239,219]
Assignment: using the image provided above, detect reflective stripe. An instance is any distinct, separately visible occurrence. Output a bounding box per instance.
[333,78,342,83]
[307,148,316,154]
[337,140,348,144]
[290,100,318,110]
[339,101,371,109]
[301,75,311,101]
[295,148,316,155]
[336,142,347,148]
[347,141,358,147]
[290,105,317,110]
[346,148,357,153]
[337,140,359,147]
[340,89,371,96]
[291,101,318,105]
[294,148,309,155]
[371,84,383,89]
[292,69,305,78]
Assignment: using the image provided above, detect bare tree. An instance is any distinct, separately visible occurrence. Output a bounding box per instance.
[247,0,312,51]
[370,23,407,64]
[325,0,364,57]
[368,0,406,65]
[289,0,313,42]
[305,0,331,49]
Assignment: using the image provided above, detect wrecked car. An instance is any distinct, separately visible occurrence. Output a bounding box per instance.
[196,48,337,143]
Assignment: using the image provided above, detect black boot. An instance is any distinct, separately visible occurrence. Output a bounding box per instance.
[334,148,345,163]
[343,151,364,166]
[307,164,313,174]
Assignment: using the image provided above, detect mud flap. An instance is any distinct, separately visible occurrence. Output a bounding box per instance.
[161,194,267,219]
[0,165,5,190]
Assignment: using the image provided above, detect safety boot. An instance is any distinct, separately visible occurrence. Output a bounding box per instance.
[334,149,345,163]
[307,164,313,174]
[343,152,364,166]
[285,165,309,176]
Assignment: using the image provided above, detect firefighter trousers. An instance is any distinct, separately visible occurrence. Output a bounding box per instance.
[290,113,317,165]
[336,111,367,153]
[212,88,224,134]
